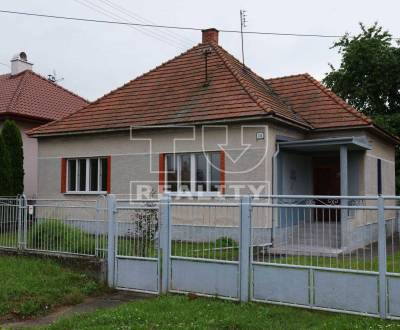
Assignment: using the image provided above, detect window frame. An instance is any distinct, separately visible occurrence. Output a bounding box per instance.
[164,152,222,195]
[66,157,108,194]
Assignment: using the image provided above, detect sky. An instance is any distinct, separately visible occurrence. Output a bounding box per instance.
[0,0,399,101]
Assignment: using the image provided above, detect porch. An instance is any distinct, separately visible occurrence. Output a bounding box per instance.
[272,136,372,255]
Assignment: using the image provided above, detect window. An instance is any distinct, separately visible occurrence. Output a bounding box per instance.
[67,157,109,193]
[165,152,222,193]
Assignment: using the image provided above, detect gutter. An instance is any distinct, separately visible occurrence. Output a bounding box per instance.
[0,112,51,124]
[313,124,400,145]
[29,114,311,138]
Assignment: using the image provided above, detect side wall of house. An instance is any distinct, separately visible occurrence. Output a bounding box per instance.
[37,122,305,199]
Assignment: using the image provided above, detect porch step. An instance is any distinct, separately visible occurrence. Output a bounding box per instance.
[274,222,341,253]
[268,245,344,257]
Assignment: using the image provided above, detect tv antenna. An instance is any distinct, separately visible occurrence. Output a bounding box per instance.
[240,9,247,69]
[48,69,64,84]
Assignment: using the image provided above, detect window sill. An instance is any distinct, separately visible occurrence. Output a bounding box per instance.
[64,191,108,196]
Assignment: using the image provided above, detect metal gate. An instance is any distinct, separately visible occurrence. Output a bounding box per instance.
[249,195,400,319]
[108,196,161,294]
[166,197,247,300]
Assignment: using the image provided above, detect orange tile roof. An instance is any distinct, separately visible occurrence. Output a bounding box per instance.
[29,42,374,137]
[265,73,371,129]
[0,70,88,122]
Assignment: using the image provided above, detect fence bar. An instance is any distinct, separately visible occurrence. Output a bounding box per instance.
[378,195,387,319]
[160,194,171,293]
[240,196,251,302]
[107,194,117,288]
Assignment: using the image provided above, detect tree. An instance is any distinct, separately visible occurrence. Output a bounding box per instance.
[0,134,12,196]
[1,120,24,195]
[323,23,400,192]
[324,23,400,117]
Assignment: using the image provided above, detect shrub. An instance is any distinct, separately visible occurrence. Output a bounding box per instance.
[215,236,238,248]
[1,120,24,195]
[0,134,12,196]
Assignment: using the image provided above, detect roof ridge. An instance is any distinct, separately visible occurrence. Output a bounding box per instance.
[212,45,310,127]
[263,73,314,129]
[302,73,372,125]
[6,71,28,113]
[26,70,89,104]
[265,73,308,81]
[211,45,274,114]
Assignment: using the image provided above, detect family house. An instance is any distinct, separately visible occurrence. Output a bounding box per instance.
[0,52,88,197]
[29,29,398,252]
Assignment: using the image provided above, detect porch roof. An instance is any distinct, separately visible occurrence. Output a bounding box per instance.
[278,136,372,152]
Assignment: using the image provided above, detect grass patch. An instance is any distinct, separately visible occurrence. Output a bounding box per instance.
[1,219,399,272]
[43,295,399,330]
[0,255,104,320]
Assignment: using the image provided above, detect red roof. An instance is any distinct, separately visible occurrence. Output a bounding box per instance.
[29,42,375,137]
[265,73,371,129]
[0,70,88,122]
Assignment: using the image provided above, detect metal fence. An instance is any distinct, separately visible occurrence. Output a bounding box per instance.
[1,194,400,319]
[0,196,107,257]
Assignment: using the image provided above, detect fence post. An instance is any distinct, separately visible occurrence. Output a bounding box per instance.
[22,195,27,250]
[107,194,117,288]
[17,195,24,250]
[95,199,100,258]
[240,195,251,302]
[378,195,387,319]
[160,194,171,294]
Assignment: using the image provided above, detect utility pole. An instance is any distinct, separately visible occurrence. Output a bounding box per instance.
[240,9,247,69]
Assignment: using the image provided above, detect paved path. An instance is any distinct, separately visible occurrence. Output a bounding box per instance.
[2,291,152,329]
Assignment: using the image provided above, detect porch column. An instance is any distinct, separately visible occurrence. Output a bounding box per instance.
[340,145,348,249]
[340,145,348,197]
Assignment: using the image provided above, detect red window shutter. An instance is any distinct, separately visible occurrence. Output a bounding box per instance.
[61,158,67,193]
[220,150,225,194]
[159,153,165,192]
[107,156,111,193]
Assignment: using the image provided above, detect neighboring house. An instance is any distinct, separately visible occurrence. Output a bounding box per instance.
[0,52,88,197]
[29,29,398,252]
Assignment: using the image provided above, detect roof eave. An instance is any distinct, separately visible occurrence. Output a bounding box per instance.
[313,124,400,145]
[29,113,312,138]
[0,112,51,124]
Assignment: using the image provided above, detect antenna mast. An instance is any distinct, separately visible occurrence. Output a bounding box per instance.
[240,9,247,69]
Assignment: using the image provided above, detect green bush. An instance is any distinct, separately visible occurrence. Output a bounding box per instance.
[28,220,97,254]
[215,236,238,248]
[0,134,12,196]
[1,120,24,195]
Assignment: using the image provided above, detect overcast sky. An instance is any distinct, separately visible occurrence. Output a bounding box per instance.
[1,0,399,101]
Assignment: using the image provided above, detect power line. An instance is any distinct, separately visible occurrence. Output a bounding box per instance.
[94,0,194,46]
[1,9,399,41]
[71,0,190,49]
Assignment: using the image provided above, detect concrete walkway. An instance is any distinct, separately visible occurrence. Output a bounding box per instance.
[2,291,152,329]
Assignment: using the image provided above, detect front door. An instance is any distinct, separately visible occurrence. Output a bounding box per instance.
[313,156,341,221]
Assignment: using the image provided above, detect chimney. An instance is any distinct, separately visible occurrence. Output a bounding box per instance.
[11,52,33,76]
[202,28,219,44]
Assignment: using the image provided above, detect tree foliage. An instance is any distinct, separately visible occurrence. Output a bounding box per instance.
[323,23,400,117]
[0,134,12,196]
[323,23,400,192]
[1,120,24,195]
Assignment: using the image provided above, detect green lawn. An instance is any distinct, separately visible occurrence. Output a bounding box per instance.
[0,255,104,320]
[42,295,400,330]
[1,219,400,273]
